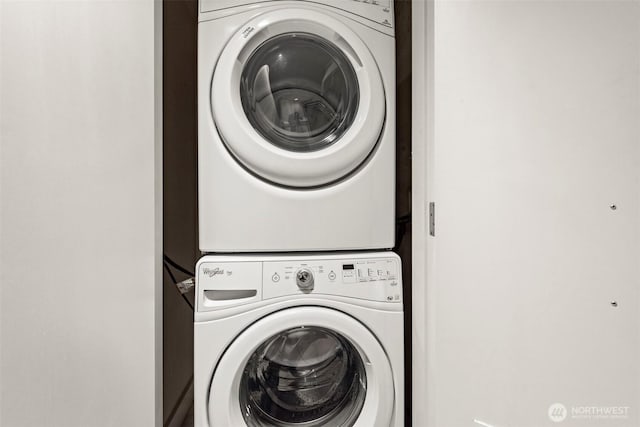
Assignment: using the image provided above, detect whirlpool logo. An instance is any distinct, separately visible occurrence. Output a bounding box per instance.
[202,267,231,278]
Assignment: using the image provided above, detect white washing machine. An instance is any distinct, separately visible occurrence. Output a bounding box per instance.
[194,252,404,426]
[198,0,396,252]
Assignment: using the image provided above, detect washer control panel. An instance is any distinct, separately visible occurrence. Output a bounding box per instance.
[262,256,401,303]
[197,253,402,312]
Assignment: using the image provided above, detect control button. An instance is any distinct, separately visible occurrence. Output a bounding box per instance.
[342,270,356,284]
[390,281,398,287]
[328,271,336,281]
[272,273,280,282]
[387,296,394,301]
[394,294,400,301]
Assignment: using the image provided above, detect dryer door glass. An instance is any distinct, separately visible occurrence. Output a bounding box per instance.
[240,32,359,153]
[239,326,367,426]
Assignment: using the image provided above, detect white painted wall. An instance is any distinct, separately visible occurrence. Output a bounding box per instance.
[0,1,162,426]
[414,1,640,426]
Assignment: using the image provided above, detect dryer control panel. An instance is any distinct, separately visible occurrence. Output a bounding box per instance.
[196,253,402,312]
[199,0,395,34]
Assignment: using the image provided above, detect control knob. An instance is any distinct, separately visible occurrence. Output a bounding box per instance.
[296,268,314,292]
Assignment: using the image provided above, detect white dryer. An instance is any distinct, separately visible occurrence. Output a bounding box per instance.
[194,252,404,426]
[198,0,396,252]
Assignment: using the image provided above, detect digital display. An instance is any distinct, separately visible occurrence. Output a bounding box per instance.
[342,264,355,270]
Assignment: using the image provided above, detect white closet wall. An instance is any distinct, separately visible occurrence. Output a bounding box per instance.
[413,1,640,426]
[0,1,162,426]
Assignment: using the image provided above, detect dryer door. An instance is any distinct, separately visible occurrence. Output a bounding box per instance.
[211,8,385,188]
[207,307,394,427]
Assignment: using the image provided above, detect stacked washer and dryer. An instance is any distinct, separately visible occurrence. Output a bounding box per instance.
[195,0,402,426]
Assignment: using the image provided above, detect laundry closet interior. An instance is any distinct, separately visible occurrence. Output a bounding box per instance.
[163,1,413,426]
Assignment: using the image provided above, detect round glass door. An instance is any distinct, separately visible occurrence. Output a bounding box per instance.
[210,9,386,187]
[240,33,359,153]
[239,326,366,427]
[207,306,394,426]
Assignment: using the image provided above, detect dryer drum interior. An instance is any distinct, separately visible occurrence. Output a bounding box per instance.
[240,32,360,153]
[239,326,367,426]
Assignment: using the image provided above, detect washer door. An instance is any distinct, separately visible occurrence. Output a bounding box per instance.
[211,8,385,187]
[207,307,394,427]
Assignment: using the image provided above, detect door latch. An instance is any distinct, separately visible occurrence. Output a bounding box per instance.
[429,202,435,236]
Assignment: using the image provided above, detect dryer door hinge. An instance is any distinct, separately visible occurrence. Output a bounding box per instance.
[429,202,435,236]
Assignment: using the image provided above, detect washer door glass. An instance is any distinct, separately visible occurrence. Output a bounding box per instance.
[240,32,359,153]
[239,326,367,426]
